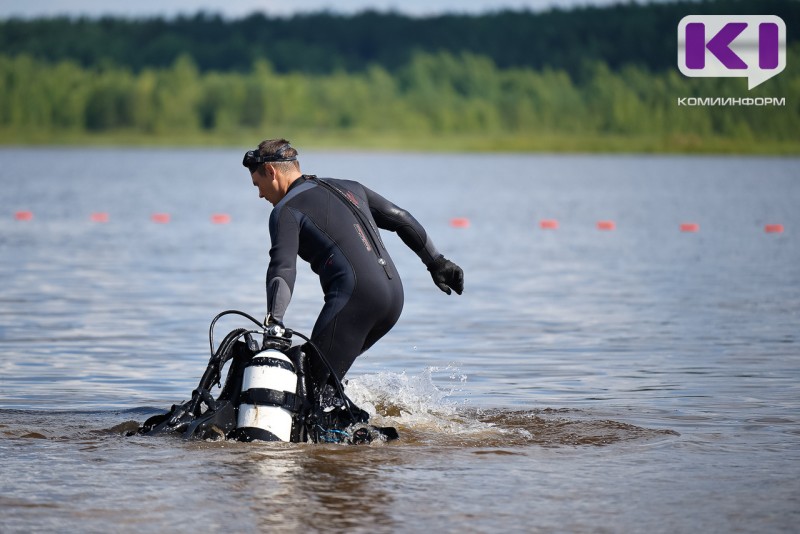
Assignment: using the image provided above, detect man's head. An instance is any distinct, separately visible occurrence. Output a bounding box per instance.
[243,138,302,206]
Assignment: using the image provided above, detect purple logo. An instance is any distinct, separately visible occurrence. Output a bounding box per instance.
[678,15,786,89]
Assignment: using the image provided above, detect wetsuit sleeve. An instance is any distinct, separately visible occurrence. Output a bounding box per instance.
[363,185,441,267]
[266,206,300,323]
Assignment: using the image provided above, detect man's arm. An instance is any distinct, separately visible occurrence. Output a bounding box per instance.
[363,186,441,267]
[266,206,300,323]
[364,185,464,295]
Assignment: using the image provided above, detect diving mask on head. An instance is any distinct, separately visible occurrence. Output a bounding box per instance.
[242,146,298,174]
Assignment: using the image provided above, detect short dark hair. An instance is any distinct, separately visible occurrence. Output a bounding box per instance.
[257,138,300,174]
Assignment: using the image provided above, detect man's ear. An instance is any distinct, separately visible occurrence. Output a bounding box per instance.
[264,163,277,179]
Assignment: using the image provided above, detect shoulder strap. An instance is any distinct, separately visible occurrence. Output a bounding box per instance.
[310,177,393,279]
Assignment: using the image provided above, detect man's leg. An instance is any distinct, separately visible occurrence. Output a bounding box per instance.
[307,279,403,393]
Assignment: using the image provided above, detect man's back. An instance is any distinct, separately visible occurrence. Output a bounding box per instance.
[267,176,399,307]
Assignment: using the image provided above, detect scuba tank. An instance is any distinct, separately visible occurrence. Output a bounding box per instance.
[135,310,398,445]
[233,323,310,443]
[236,349,298,442]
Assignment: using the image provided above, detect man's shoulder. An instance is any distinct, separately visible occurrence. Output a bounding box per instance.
[318,177,370,203]
[275,178,318,210]
[318,177,364,190]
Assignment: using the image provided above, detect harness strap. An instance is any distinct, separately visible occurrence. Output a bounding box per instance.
[239,388,305,412]
[244,356,295,372]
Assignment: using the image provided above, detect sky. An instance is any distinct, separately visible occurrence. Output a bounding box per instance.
[0,0,651,19]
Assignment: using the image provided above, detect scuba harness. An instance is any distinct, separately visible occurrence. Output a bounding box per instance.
[135,310,398,445]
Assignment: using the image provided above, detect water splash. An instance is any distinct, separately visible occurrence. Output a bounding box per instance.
[345,369,679,448]
[346,366,469,424]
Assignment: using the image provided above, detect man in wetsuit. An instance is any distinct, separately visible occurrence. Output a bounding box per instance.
[243,139,464,397]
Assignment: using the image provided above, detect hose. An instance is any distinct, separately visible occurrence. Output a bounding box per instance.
[208,309,264,357]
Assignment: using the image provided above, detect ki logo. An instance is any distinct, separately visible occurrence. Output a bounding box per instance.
[678,15,786,90]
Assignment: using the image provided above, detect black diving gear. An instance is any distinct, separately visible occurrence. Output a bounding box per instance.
[428,255,465,296]
[135,310,398,444]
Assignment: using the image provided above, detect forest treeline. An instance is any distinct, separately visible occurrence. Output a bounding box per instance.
[2,51,797,151]
[2,0,799,77]
[2,0,799,152]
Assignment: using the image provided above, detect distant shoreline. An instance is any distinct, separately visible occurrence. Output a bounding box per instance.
[1,129,797,155]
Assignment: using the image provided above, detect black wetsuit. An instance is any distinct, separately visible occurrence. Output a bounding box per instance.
[266,175,441,388]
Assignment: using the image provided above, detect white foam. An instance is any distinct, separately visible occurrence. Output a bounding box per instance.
[345,367,491,436]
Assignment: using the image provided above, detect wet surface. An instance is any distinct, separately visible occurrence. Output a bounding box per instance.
[1,149,799,532]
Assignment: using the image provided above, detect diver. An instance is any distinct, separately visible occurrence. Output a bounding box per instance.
[243,139,464,403]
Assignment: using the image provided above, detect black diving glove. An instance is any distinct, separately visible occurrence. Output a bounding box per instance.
[427,255,464,295]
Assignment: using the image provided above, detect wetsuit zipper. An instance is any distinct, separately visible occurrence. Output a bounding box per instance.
[310,177,393,280]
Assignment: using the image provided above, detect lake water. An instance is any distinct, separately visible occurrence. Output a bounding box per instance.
[1,147,798,533]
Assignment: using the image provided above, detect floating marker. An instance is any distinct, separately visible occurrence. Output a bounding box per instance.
[211,213,231,224]
[5,210,786,239]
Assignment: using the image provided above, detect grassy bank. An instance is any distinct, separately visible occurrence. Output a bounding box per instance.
[3,51,798,156]
[1,128,797,155]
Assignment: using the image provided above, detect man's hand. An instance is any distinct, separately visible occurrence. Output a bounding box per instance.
[263,314,286,337]
[428,255,464,295]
